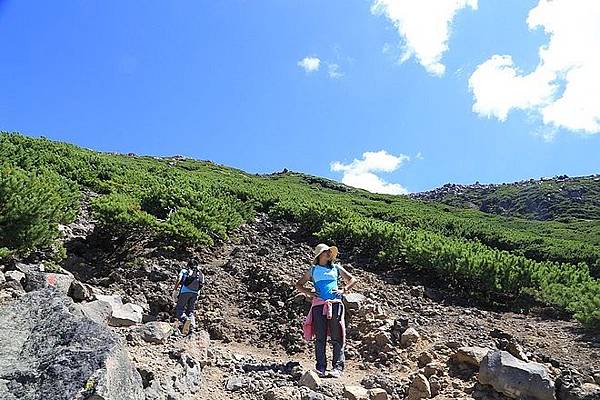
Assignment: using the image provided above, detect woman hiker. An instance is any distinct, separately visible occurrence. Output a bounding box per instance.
[172,258,205,335]
[295,244,357,378]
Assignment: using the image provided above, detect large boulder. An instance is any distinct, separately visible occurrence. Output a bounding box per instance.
[479,350,555,400]
[14,263,74,294]
[0,288,144,400]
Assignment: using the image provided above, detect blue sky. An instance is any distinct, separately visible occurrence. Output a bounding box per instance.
[1,0,599,193]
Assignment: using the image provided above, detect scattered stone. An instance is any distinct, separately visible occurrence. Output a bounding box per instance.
[226,376,246,391]
[418,352,434,368]
[400,327,420,347]
[265,386,300,400]
[95,294,143,327]
[423,362,445,378]
[4,270,25,284]
[68,280,93,301]
[407,374,431,400]
[110,302,143,327]
[506,341,528,361]
[368,388,389,400]
[428,376,442,397]
[343,293,368,311]
[558,383,600,400]
[77,299,113,325]
[0,271,5,285]
[479,350,555,400]
[141,321,173,344]
[344,385,369,400]
[451,346,491,368]
[299,370,321,390]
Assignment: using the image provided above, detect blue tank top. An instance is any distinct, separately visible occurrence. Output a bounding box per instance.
[311,264,340,301]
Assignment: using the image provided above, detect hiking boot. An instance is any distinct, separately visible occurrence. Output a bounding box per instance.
[316,368,327,378]
[329,368,343,378]
[182,319,191,335]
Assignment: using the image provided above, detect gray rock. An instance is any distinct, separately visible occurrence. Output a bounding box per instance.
[369,388,389,400]
[110,302,143,326]
[479,350,555,400]
[560,383,600,400]
[0,288,144,400]
[226,376,246,391]
[95,294,143,327]
[451,346,491,368]
[265,386,300,400]
[27,271,74,294]
[14,263,74,294]
[299,370,322,390]
[69,280,93,301]
[343,293,367,311]
[343,385,369,400]
[0,271,5,285]
[77,300,113,325]
[4,270,25,284]
[407,373,431,400]
[141,321,173,344]
[400,327,421,347]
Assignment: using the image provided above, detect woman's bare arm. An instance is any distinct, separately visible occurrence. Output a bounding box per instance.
[295,269,315,298]
[337,265,357,293]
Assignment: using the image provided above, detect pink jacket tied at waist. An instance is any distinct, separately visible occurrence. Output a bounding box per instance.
[303,297,346,343]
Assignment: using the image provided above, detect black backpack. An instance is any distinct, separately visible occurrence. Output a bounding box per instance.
[182,268,204,291]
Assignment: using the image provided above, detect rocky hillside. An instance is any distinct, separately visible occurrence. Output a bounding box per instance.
[1,203,599,400]
[410,175,600,222]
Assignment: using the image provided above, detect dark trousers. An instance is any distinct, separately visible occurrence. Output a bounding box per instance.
[175,292,198,322]
[312,303,345,372]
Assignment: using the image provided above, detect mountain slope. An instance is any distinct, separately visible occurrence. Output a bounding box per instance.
[0,132,599,328]
[411,175,600,221]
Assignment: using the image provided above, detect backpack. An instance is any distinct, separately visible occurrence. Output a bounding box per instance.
[182,267,204,292]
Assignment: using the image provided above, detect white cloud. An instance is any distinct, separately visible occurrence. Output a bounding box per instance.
[327,63,344,79]
[297,56,321,73]
[331,150,410,195]
[415,151,424,160]
[469,0,600,135]
[371,0,478,76]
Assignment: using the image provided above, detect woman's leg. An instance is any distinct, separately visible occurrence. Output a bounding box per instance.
[312,304,327,373]
[329,303,345,371]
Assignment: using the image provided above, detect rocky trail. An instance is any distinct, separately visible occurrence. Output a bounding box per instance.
[0,206,599,400]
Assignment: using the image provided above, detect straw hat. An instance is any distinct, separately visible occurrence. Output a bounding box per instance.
[313,243,339,264]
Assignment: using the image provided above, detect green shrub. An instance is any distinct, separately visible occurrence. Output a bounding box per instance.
[0,165,78,253]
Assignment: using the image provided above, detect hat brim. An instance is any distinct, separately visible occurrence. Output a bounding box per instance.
[314,246,338,263]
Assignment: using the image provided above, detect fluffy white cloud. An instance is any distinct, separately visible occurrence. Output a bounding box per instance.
[469,0,600,134]
[297,56,321,73]
[371,0,478,76]
[331,150,410,195]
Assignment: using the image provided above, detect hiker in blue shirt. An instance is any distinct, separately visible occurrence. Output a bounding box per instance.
[172,258,205,335]
[295,244,357,378]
